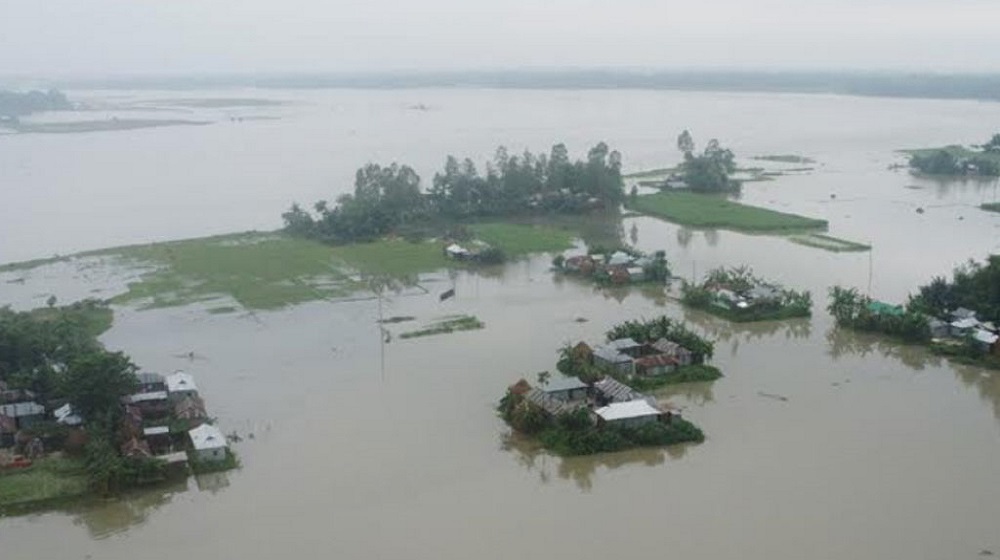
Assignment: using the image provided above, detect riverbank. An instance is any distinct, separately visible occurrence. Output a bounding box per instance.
[0,456,89,515]
[628,191,828,232]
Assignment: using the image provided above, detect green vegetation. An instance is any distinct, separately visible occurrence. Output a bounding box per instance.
[828,286,929,342]
[283,142,623,245]
[981,203,1000,213]
[619,364,722,392]
[6,119,209,134]
[788,233,871,253]
[329,238,449,278]
[0,457,89,512]
[606,316,714,361]
[467,223,574,255]
[497,397,703,456]
[682,266,812,322]
[628,191,827,232]
[908,256,1000,324]
[399,315,485,339]
[102,233,359,310]
[675,131,739,193]
[752,154,816,164]
[904,138,1000,176]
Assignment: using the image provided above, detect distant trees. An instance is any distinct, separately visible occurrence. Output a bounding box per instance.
[675,131,739,193]
[606,316,714,361]
[284,142,625,244]
[0,89,71,118]
[909,144,1000,177]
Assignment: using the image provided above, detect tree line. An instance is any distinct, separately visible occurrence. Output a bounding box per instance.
[908,134,1000,177]
[282,142,624,244]
[0,89,71,119]
[674,130,739,193]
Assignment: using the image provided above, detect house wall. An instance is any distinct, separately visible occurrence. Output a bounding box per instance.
[638,364,676,376]
[169,389,198,402]
[16,414,43,429]
[608,415,658,429]
[195,446,227,462]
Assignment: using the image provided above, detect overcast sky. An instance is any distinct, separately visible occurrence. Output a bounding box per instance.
[2,0,999,76]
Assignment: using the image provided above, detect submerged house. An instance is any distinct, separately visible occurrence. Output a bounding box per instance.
[166,371,198,401]
[927,318,950,339]
[594,399,664,428]
[126,391,170,417]
[0,401,45,430]
[593,346,634,375]
[593,377,646,404]
[540,376,590,402]
[188,424,229,462]
[136,372,166,393]
[634,354,679,376]
[973,329,1000,353]
[175,395,209,428]
[0,414,16,447]
[651,338,694,366]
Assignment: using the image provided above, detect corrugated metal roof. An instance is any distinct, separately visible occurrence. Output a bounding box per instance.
[593,377,646,403]
[126,391,168,404]
[635,354,679,368]
[0,401,45,418]
[144,426,170,437]
[136,372,165,385]
[974,329,999,345]
[541,376,589,393]
[593,346,632,364]
[188,424,227,451]
[607,338,641,351]
[951,318,979,330]
[524,388,586,417]
[595,399,663,422]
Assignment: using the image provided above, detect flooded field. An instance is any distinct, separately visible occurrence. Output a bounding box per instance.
[2,89,1000,559]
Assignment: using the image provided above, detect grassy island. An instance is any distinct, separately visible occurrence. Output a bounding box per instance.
[903,135,1000,177]
[629,191,827,232]
[682,266,812,322]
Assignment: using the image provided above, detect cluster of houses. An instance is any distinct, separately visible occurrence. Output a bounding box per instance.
[510,375,677,429]
[0,371,229,468]
[559,251,661,284]
[122,371,229,465]
[704,284,784,311]
[583,337,698,377]
[926,307,1000,354]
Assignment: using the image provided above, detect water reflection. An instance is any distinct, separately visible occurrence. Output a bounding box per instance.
[68,479,190,539]
[826,327,1000,425]
[500,432,691,492]
[681,307,812,346]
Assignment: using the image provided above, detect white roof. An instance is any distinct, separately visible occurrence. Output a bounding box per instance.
[0,402,45,418]
[541,376,589,393]
[974,329,999,345]
[54,403,83,426]
[608,251,631,266]
[166,371,198,394]
[951,318,979,330]
[126,391,168,404]
[144,426,170,437]
[626,267,644,276]
[188,423,227,451]
[445,244,469,255]
[595,399,663,422]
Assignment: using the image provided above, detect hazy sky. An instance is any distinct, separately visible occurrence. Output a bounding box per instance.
[2,0,999,76]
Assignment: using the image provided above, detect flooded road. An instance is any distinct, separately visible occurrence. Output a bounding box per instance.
[2,89,1000,559]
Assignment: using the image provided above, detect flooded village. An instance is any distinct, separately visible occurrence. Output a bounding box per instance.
[1,87,1000,560]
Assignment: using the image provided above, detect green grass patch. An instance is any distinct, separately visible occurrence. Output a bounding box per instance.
[0,457,89,511]
[752,154,816,164]
[399,315,485,339]
[468,222,575,255]
[788,233,871,253]
[329,238,450,277]
[616,365,723,392]
[981,203,1000,213]
[100,232,360,310]
[629,191,827,232]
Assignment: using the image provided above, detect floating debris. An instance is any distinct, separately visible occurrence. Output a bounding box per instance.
[916,207,925,214]
[439,288,456,301]
[758,391,790,402]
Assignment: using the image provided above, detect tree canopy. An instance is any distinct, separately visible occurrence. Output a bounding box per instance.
[908,256,1000,323]
[675,131,739,193]
[0,89,71,118]
[283,142,624,244]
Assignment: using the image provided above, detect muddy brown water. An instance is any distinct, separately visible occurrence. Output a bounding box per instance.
[2,89,1000,559]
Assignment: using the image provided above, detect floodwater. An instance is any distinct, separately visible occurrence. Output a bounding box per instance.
[2,89,1000,559]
